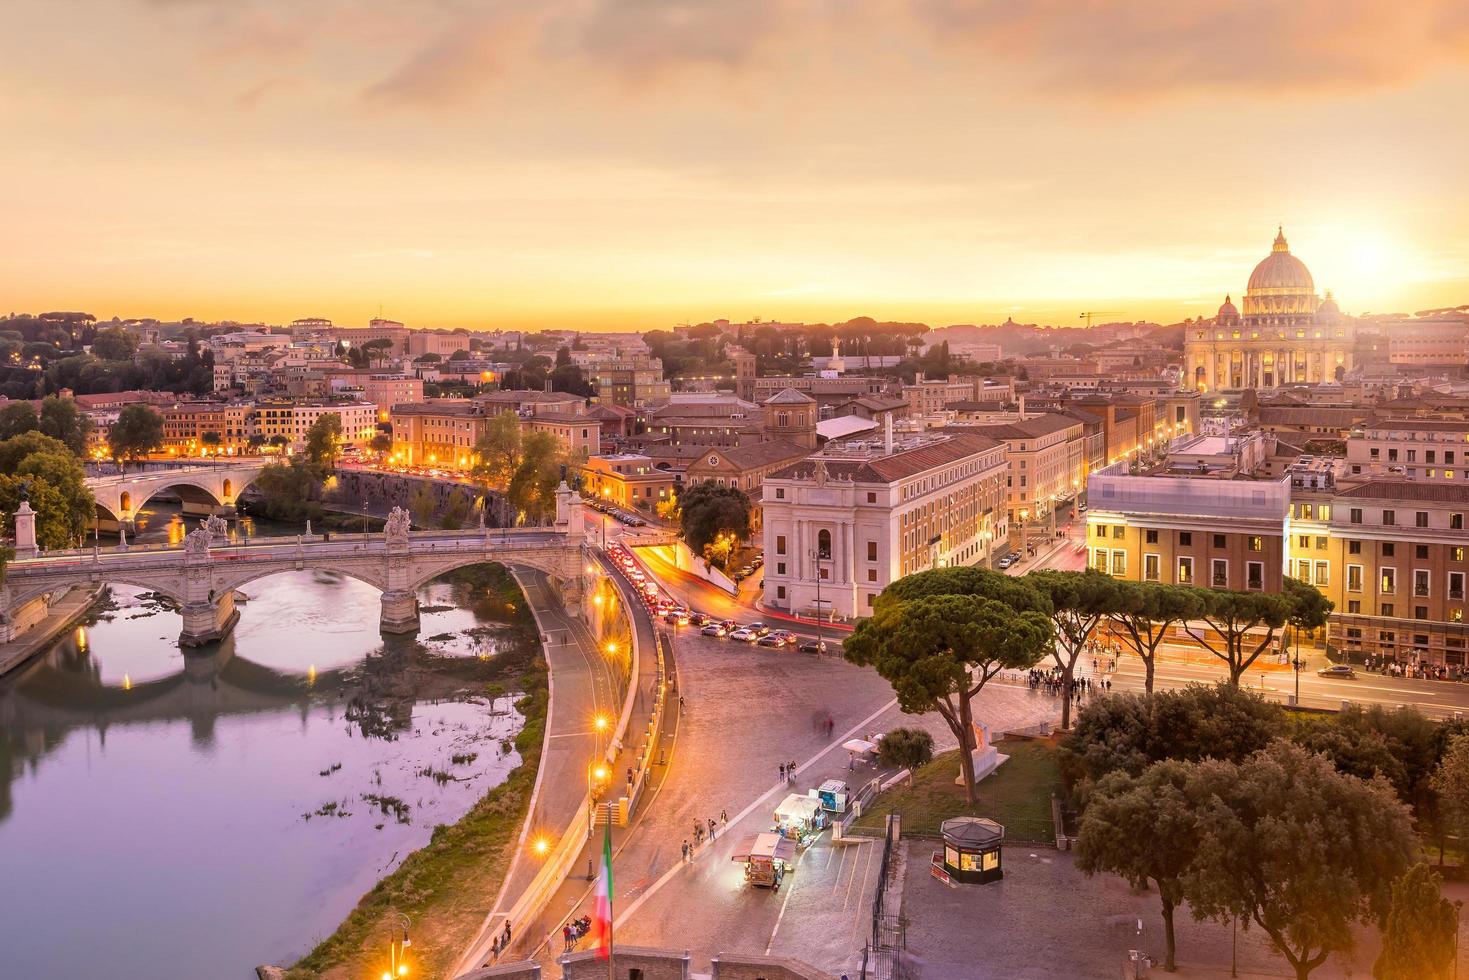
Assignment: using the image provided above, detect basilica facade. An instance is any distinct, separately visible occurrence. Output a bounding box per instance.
[1186,228,1355,391]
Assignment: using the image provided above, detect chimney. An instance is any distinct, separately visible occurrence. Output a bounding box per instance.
[544,378,552,393]
[1017,395,1026,420]
[884,412,894,454]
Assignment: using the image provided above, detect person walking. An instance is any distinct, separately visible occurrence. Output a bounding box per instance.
[563,924,574,952]
[708,817,717,840]
[721,809,728,827]
[778,762,786,782]
[789,759,797,782]
[681,840,690,862]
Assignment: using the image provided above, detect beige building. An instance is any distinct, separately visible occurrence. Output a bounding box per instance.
[580,453,676,513]
[1345,419,1469,482]
[255,401,378,451]
[760,431,1008,619]
[962,413,1085,526]
[1185,229,1356,392]
[682,441,812,534]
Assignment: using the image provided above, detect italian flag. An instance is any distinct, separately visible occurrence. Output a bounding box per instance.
[591,820,614,960]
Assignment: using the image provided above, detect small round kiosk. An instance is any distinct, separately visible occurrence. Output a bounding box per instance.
[939,817,1004,884]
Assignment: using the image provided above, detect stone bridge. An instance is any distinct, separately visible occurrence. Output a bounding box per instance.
[2,491,591,647]
[86,461,270,529]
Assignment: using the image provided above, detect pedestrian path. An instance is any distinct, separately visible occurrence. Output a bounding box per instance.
[0,584,103,677]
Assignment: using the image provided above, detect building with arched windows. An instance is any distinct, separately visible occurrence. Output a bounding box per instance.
[1185,228,1356,392]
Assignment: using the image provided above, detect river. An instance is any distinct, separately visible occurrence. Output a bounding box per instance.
[0,498,537,979]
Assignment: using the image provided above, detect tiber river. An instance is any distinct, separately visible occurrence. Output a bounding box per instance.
[0,500,535,979]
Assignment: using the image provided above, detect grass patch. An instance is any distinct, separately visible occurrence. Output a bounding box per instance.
[853,737,1061,844]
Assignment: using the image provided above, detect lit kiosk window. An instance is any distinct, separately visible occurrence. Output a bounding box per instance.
[936,816,1004,884]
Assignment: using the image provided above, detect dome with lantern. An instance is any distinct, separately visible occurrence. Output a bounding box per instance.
[1242,227,1318,318]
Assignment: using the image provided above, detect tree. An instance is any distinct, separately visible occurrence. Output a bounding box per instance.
[1077,760,1200,971]
[107,404,164,469]
[678,481,752,558]
[90,327,138,361]
[409,485,436,528]
[471,411,521,494]
[846,570,1053,802]
[0,432,95,548]
[1060,684,1282,797]
[505,430,564,524]
[1284,576,1334,663]
[369,431,393,455]
[249,459,324,523]
[441,488,471,530]
[361,337,395,366]
[0,402,38,440]
[303,413,344,475]
[1374,863,1457,980]
[1185,741,1417,980]
[1183,589,1290,686]
[448,348,471,361]
[200,431,222,452]
[1431,733,1469,856]
[877,728,935,770]
[1027,570,1120,730]
[38,395,90,455]
[1107,582,1206,694]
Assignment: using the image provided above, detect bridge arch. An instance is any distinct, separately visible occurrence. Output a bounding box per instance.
[217,563,391,599]
[6,575,187,613]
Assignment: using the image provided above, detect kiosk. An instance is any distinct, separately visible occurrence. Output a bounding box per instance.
[937,817,1004,884]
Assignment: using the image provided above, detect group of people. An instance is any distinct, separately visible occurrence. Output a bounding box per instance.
[1364,656,1465,682]
[777,759,799,783]
[682,809,729,862]
[1025,666,1111,701]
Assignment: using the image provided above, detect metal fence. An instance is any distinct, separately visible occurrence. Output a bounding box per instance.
[860,814,907,980]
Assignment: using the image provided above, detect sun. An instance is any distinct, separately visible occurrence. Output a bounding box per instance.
[1309,226,1413,299]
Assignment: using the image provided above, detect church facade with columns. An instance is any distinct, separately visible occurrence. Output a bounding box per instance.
[1186,228,1356,392]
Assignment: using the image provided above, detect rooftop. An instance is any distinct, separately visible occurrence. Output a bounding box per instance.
[1335,481,1469,504]
[770,432,1003,485]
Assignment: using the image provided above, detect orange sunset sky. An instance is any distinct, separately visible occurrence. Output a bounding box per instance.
[4,1,1468,331]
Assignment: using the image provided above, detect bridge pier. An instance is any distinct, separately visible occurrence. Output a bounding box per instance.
[179,591,238,648]
[380,590,420,635]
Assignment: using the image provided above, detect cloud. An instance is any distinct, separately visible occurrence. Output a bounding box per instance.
[573,0,791,78]
[913,0,1469,97]
[363,5,544,105]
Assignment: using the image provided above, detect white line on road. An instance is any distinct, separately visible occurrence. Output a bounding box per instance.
[613,695,899,930]
[764,843,811,955]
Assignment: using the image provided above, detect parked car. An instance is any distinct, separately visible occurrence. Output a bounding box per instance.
[701,623,729,638]
[745,622,771,637]
[729,627,758,642]
[737,565,755,577]
[1317,664,1357,679]
[757,634,786,648]
[689,612,711,627]
[797,639,828,654]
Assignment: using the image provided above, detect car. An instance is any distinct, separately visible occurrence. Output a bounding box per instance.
[757,634,786,648]
[663,609,688,625]
[1317,664,1357,679]
[737,564,755,577]
[701,623,729,637]
[751,554,764,567]
[729,628,758,642]
[797,639,828,654]
[1078,503,1089,513]
[719,619,737,631]
[770,629,795,644]
[689,612,711,627]
[997,555,1016,569]
[745,622,771,637]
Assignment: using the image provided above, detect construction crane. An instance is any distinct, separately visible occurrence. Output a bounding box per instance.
[1078,311,1123,329]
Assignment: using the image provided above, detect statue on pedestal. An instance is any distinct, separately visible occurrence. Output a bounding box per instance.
[384,506,412,544]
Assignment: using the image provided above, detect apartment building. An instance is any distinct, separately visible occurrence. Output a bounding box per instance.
[580,453,676,512]
[389,401,485,467]
[1324,482,1469,666]
[589,359,671,408]
[1084,436,1292,593]
[760,430,1008,619]
[961,413,1085,526]
[1345,419,1469,482]
[159,402,255,454]
[683,440,812,534]
[254,401,378,451]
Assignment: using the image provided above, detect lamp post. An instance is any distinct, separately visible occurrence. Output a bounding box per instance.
[381,912,411,980]
[810,549,827,655]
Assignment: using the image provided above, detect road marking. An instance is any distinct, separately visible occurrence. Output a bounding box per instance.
[613,695,899,929]
[764,842,809,955]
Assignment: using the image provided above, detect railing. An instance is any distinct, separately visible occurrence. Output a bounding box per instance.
[859,814,905,980]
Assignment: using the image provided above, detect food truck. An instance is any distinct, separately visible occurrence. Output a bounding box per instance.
[773,793,826,846]
[810,778,851,815]
[732,832,797,890]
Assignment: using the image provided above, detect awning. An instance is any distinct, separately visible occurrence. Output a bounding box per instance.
[774,794,823,823]
[731,832,798,864]
[843,739,878,754]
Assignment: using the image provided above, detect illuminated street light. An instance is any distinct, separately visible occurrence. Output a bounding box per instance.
[533,836,550,857]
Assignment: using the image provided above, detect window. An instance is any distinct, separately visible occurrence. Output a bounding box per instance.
[776,562,786,575]
[1415,569,1430,597]
[1248,536,1263,552]
[1454,513,1465,531]
[1145,530,1158,545]
[1113,525,1125,539]
[1381,568,1396,594]
[1383,510,1396,526]
[819,566,830,580]
[1417,545,1430,560]
[1315,561,1329,586]
[1416,606,1430,620]
[1247,561,1264,591]
[1451,572,1465,601]
[1382,604,1394,617]
[1456,547,1466,562]
[1383,543,1395,558]
[867,492,877,504]
[1144,554,1161,582]
[1347,600,1361,614]
[776,585,786,599]
[1111,551,1127,576]
[867,569,877,582]
[866,541,877,562]
[1093,548,1109,572]
[1177,556,1194,584]
[1416,511,1430,528]
[1212,559,1229,587]
[775,488,785,499]
[1350,508,1363,524]
[1348,540,1362,555]
[1179,532,1193,547]
[1213,534,1226,549]
[776,535,787,556]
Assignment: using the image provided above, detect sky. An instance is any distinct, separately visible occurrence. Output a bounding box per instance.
[4,0,1469,331]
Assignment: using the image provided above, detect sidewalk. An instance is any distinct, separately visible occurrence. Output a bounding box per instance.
[0,584,104,677]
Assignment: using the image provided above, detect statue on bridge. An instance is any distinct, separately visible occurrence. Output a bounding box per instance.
[385,506,412,544]
[183,525,213,556]
[204,514,229,542]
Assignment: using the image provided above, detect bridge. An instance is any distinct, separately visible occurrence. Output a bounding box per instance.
[1,487,591,648]
[86,460,270,530]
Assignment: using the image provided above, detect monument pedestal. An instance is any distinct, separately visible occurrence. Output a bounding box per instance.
[956,719,1008,786]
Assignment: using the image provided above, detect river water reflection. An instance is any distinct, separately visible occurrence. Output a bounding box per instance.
[0,545,531,978]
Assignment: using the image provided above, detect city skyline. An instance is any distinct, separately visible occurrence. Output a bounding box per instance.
[5,1,1469,329]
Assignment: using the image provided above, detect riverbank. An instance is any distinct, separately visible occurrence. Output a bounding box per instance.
[0,584,106,677]
[282,569,551,980]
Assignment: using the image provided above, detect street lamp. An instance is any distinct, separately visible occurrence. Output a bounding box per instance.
[809,549,827,655]
[382,912,411,980]
[594,713,610,757]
